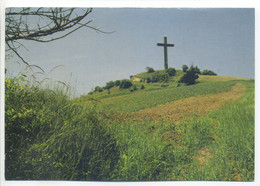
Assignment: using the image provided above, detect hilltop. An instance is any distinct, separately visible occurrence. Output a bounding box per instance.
[6,65,254,181]
[78,66,249,104]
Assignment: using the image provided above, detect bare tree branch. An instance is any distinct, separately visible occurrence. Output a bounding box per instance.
[5,8,112,68]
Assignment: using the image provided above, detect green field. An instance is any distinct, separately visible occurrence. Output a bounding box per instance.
[5,73,254,181]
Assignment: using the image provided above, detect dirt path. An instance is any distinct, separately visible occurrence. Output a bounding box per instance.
[121,83,246,123]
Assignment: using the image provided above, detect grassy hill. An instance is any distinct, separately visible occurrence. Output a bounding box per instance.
[5,70,254,181]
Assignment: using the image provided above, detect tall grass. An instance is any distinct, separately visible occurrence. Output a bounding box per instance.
[5,75,254,181]
[171,80,255,181]
[5,76,120,180]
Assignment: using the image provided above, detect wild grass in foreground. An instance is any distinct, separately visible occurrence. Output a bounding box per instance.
[5,76,254,181]
[5,77,119,180]
[108,80,254,181]
[168,80,254,181]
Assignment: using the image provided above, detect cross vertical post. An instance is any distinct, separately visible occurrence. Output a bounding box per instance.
[157,37,174,70]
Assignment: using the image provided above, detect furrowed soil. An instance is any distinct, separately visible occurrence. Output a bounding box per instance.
[118,83,246,123]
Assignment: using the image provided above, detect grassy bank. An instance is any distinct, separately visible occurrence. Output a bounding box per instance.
[5,76,254,181]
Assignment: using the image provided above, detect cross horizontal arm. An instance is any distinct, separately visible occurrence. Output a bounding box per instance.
[157,43,174,47]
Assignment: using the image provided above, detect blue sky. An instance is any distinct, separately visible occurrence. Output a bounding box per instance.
[6,8,255,96]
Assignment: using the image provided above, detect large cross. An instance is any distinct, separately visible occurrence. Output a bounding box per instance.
[157,37,174,70]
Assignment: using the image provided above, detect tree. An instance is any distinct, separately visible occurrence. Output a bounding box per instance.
[119,79,133,89]
[179,65,199,85]
[166,67,176,77]
[146,67,155,73]
[151,71,169,82]
[201,70,217,75]
[194,66,201,74]
[5,8,110,67]
[104,81,114,94]
[94,86,103,92]
[114,80,121,86]
[182,64,188,72]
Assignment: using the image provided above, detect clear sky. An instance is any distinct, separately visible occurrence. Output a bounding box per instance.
[6,8,255,96]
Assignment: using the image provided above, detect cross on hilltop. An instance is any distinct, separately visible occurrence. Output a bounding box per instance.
[157,37,174,70]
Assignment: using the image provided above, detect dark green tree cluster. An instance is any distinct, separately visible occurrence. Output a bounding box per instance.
[179,65,199,85]
[180,64,217,85]
[119,79,133,89]
[151,71,169,82]
[182,65,189,72]
[143,67,177,83]
[201,70,217,75]
[166,67,176,77]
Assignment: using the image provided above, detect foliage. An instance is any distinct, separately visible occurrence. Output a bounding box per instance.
[115,80,121,86]
[179,65,199,85]
[201,69,217,75]
[146,67,155,73]
[166,67,176,77]
[146,77,152,83]
[119,79,133,89]
[141,85,145,89]
[182,64,188,72]
[94,86,103,92]
[151,71,169,83]
[5,77,120,180]
[194,66,201,74]
[104,81,114,90]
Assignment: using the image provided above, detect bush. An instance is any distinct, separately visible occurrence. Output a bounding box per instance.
[104,81,114,90]
[146,67,155,73]
[179,65,199,85]
[114,80,121,86]
[166,67,176,77]
[94,86,103,92]
[194,66,201,74]
[146,77,151,83]
[151,72,169,83]
[119,79,133,89]
[182,64,188,72]
[141,85,145,89]
[201,69,217,75]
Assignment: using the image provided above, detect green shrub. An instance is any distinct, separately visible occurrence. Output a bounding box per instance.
[141,85,145,89]
[194,66,201,74]
[104,81,114,90]
[146,67,155,73]
[115,80,121,86]
[201,70,217,75]
[166,67,176,77]
[94,86,103,92]
[146,77,151,83]
[119,79,133,89]
[151,71,169,82]
[179,65,199,85]
[182,64,188,72]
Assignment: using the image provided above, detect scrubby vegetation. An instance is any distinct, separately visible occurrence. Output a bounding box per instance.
[179,65,199,85]
[201,69,217,75]
[5,68,254,181]
[5,77,120,180]
[119,79,133,89]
